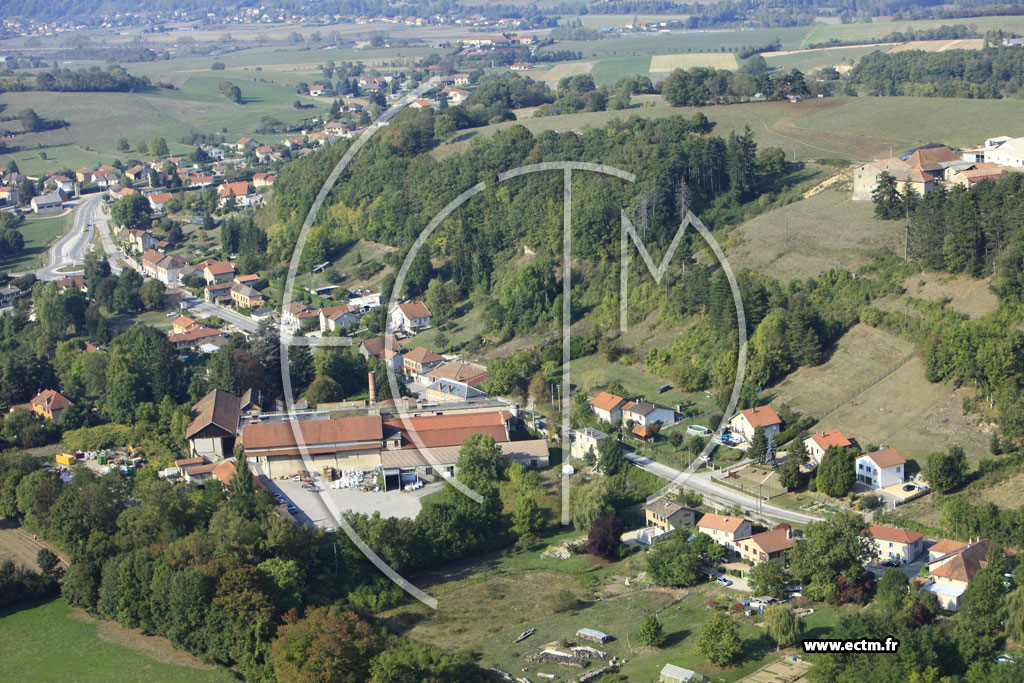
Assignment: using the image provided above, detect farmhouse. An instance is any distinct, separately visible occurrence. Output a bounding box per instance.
[803,429,852,465]
[728,405,781,443]
[697,513,752,553]
[388,300,432,334]
[855,448,905,489]
[868,524,924,563]
[589,391,627,424]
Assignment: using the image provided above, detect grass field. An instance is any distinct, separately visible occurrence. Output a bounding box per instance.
[801,15,1024,47]
[538,26,814,59]
[767,323,988,468]
[434,96,1024,166]
[379,533,838,681]
[886,38,985,53]
[650,52,739,72]
[590,56,654,85]
[763,45,885,72]
[726,188,899,281]
[894,272,998,319]
[0,599,233,682]
[532,61,596,87]
[1,210,72,273]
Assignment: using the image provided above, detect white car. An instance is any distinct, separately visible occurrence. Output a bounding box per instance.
[716,577,733,586]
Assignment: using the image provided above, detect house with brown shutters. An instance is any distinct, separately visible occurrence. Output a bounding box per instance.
[185,388,242,459]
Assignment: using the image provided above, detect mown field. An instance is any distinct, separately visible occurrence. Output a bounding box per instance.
[1,210,72,273]
[800,15,1024,47]
[379,531,844,681]
[537,26,814,59]
[726,188,898,281]
[767,323,989,469]
[649,52,739,72]
[0,599,234,683]
[433,96,1024,165]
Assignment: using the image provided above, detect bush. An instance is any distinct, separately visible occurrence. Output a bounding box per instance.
[546,589,580,614]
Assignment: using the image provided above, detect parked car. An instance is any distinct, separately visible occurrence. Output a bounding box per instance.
[716,577,733,586]
[881,560,900,568]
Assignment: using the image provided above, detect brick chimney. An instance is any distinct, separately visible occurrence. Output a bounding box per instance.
[368,371,376,405]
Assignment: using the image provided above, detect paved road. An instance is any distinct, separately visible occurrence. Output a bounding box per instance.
[626,453,824,525]
[14,194,102,279]
[189,300,259,333]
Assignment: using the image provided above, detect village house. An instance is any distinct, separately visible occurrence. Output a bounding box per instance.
[204,281,234,304]
[589,391,627,424]
[923,539,1006,611]
[171,315,201,334]
[148,192,173,212]
[0,285,22,309]
[697,513,753,554]
[319,303,362,332]
[252,172,275,188]
[736,525,794,565]
[803,429,853,465]
[402,346,444,378]
[282,301,320,330]
[868,524,924,563]
[852,146,963,201]
[928,539,968,562]
[0,185,19,206]
[217,181,250,207]
[202,260,235,285]
[358,336,404,372]
[24,389,72,422]
[124,164,148,183]
[141,250,187,286]
[185,388,242,459]
[622,400,675,428]
[125,228,157,253]
[230,282,265,309]
[168,325,226,350]
[54,274,86,293]
[570,427,607,460]
[645,496,697,533]
[48,175,78,195]
[234,137,257,152]
[855,448,905,489]
[728,405,782,443]
[388,300,432,334]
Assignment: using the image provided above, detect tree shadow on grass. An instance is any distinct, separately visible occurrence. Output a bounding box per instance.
[662,628,691,647]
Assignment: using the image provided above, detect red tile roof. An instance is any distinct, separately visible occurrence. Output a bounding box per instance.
[397,300,431,319]
[862,448,906,469]
[869,524,923,545]
[590,391,626,412]
[737,405,781,429]
[698,514,748,534]
[30,389,72,412]
[242,416,383,451]
[806,429,852,451]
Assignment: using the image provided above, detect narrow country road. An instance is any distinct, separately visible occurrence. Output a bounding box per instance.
[626,452,824,525]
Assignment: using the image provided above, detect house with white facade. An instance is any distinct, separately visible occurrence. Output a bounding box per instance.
[570,427,608,460]
[803,429,853,465]
[697,513,752,554]
[855,448,905,489]
[589,391,627,424]
[388,301,431,334]
[728,405,782,443]
[868,524,924,563]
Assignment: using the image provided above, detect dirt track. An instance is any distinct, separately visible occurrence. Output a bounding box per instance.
[0,519,69,570]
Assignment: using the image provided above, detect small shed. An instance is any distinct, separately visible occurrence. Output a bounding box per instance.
[575,628,610,643]
[660,663,700,683]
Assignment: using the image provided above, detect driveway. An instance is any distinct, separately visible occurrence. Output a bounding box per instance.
[865,554,928,582]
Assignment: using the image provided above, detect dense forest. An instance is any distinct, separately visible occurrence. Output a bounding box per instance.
[0,65,159,94]
[849,46,1024,98]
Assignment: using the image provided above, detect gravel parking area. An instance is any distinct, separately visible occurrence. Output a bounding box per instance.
[260,476,443,528]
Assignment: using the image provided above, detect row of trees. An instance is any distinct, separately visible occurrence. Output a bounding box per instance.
[850,46,1024,98]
